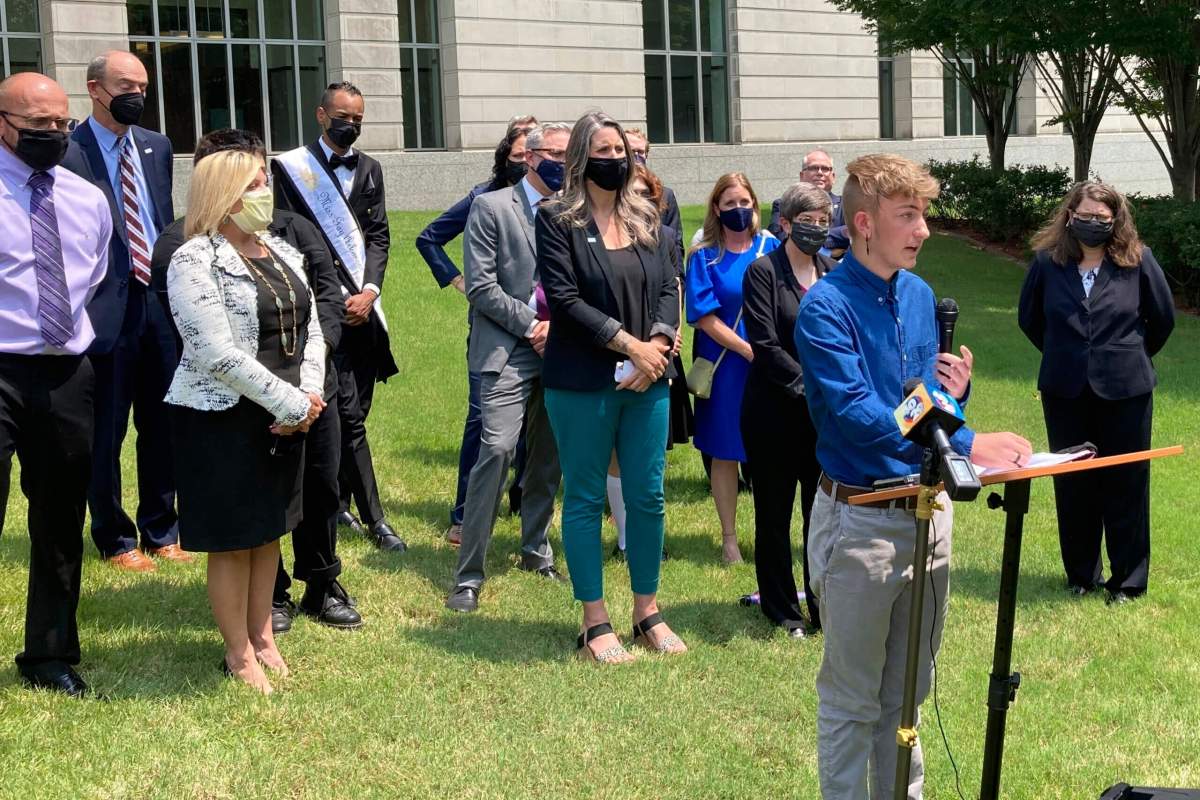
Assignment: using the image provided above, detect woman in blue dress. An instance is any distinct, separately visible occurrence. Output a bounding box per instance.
[685,172,778,564]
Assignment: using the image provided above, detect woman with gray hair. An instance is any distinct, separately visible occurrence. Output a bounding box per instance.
[740,181,835,638]
[536,111,684,663]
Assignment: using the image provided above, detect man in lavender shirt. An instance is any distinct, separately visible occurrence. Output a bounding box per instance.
[0,72,112,697]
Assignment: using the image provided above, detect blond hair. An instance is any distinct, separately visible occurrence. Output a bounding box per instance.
[1030,181,1143,268]
[841,154,940,238]
[184,150,262,238]
[688,172,761,264]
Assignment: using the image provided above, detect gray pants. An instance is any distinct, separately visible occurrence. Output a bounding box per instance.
[807,484,953,800]
[454,344,559,589]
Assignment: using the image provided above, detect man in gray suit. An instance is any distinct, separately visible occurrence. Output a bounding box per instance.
[445,122,571,612]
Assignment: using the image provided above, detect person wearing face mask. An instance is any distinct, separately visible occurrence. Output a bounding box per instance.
[416,119,537,544]
[443,122,572,614]
[685,172,778,565]
[59,51,183,574]
[537,111,684,663]
[165,149,326,694]
[272,81,406,554]
[740,181,835,639]
[1019,181,1175,605]
[0,72,112,698]
[767,149,850,256]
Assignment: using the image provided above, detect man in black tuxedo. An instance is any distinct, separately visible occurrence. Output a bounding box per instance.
[60,50,188,572]
[271,81,405,552]
[151,129,363,630]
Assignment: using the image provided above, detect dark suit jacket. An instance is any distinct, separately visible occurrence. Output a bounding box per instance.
[271,141,397,380]
[62,120,174,354]
[416,179,500,288]
[536,210,680,392]
[1018,247,1175,400]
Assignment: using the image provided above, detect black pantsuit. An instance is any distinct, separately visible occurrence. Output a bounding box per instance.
[0,354,94,666]
[1018,246,1175,597]
[335,325,385,526]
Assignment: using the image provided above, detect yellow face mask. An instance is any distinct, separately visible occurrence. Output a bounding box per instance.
[230,187,274,233]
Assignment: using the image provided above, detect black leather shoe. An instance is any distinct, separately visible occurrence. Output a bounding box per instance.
[18,662,89,697]
[1067,584,1091,597]
[1106,590,1135,606]
[370,520,408,552]
[271,599,295,634]
[299,581,364,629]
[445,585,479,612]
[523,564,568,583]
[336,511,365,535]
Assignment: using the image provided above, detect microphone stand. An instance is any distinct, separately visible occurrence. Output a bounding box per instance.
[894,446,942,800]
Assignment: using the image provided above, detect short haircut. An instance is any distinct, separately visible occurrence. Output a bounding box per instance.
[184,149,262,238]
[86,54,109,83]
[778,181,833,222]
[507,114,538,134]
[193,128,266,164]
[525,121,571,153]
[802,148,832,169]
[841,153,940,237]
[321,81,362,109]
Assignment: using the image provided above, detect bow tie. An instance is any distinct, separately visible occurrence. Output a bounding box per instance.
[329,152,358,171]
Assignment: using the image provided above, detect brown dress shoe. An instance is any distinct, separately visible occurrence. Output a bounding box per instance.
[108,548,157,572]
[147,543,194,563]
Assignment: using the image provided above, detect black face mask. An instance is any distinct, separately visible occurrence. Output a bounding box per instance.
[789,222,829,256]
[503,159,527,186]
[1,116,69,171]
[1068,217,1114,248]
[585,157,628,191]
[101,86,145,126]
[325,116,361,149]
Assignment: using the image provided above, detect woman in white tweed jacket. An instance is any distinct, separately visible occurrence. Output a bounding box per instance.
[166,148,325,694]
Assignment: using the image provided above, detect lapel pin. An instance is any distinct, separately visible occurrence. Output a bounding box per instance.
[144,148,153,154]
[587,237,596,243]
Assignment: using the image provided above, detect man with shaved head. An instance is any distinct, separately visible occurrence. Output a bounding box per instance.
[0,72,112,696]
[61,50,181,573]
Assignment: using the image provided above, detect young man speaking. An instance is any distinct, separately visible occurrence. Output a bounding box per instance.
[795,154,1032,799]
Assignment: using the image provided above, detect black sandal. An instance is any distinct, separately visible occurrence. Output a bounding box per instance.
[576,622,631,664]
[631,612,685,654]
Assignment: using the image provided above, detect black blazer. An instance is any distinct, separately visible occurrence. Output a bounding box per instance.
[743,246,834,406]
[271,141,398,380]
[536,210,680,392]
[62,120,174,354]
[1018,247,1175,401]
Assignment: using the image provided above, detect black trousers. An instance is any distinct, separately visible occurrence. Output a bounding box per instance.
[740,389,821,630]
[87,282,179,557]
[1042,387,1153,595]
[335,341,385,526]
[275,392,343,603]
[0,354,94,666]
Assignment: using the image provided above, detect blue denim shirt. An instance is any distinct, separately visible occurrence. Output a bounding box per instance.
[795,248,975,486]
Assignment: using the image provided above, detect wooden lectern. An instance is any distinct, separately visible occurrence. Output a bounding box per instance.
[849,445,1184,800]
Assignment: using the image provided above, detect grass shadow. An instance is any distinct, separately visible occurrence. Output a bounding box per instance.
[950,564,1077,604]
[404,614,578,664]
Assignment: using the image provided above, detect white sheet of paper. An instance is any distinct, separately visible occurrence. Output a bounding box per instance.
[973,450,1094,477]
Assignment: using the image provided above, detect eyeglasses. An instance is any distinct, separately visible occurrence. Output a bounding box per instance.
[0,110,76,133]
[532,148,567,161]
[793,215,831,227]
[802,164,834,174]
[1072,211,1113,224]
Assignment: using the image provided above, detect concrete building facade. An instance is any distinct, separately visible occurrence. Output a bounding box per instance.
[3,0,1171,209]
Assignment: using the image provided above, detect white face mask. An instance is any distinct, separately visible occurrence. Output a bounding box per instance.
[229,187,274,233]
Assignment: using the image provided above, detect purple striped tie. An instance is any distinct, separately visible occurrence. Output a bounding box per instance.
[27,171,74,348]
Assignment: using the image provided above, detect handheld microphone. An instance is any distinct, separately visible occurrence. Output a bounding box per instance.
[895,378,980,500]
[936,297,959,355]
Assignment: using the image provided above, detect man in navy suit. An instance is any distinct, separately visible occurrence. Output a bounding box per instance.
[61,50,187,571]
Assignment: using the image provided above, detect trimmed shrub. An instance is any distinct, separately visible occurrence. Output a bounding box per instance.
[1129,195,1200,308]
[926,157,1071,243]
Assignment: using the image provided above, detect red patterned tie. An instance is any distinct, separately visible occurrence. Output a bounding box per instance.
[119,136,152,285]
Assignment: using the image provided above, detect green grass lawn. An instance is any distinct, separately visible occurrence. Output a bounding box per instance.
[0,209,1197,799]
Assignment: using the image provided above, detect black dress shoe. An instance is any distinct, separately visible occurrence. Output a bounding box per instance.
[18,662,89,698]
[1067,584,1092,597]
[336,511,365,535]
[370,520,408,552]
[445,585,479,612]
[299,581,364,629]
[271,599,295,634]
[523,564,568,583]
[1106,590,1135,606]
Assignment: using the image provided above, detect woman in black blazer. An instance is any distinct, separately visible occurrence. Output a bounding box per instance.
[1019,181,1175,603]
[536,111,684,664]
[741,182,835,638]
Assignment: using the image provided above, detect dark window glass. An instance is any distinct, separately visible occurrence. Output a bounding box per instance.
[159,41,196,152]
[958,70,973,135]
[398,1,413,43]
[296,0,322,39]
[232,43,264,137]
[266,44,298,150]
[702,54,728,142]
[4,38,41,76]
[399,47,416,147]
[670,54,699,143]
[414,0,437,43]
[942,64,956,135]
[198,43,231,131]
[645,53,667,142]
[132,41,160,133]
[879,59,894,139]
[643,0,664,50]
[298,45,325,142]
[127,0,154,37]
[264,0,292,39]
[698,0,724,52]
[5,0,39,31]
[668,0,695,50]
[228,0,259,38]
[417,47,443,148]
[158,0,189,36]
[195,0,225,37]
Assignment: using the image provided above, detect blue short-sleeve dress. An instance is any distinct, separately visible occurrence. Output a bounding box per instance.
[685,231,779,462]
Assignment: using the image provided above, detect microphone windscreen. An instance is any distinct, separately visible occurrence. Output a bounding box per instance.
[937,297,959,319]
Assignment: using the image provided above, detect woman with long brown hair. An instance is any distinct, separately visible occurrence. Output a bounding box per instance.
[1018,180,1175,604]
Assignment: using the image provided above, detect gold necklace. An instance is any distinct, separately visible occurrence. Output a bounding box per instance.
[238,242,299,358]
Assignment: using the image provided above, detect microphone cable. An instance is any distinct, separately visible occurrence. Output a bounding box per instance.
[927,515,968,800]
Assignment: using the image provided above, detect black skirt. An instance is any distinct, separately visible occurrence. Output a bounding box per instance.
[667,353,694,447]
[170,398,304,552]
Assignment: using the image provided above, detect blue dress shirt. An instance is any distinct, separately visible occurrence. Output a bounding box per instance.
[795,248,974,487]
[86,117,159,247]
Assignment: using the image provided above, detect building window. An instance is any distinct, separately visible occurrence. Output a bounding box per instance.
[128,0,327,154]
[399,0,442,149]
[878,37,895,140]
[1,0,41,78]
[943,60,1017,137]
[643,0,730,144]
